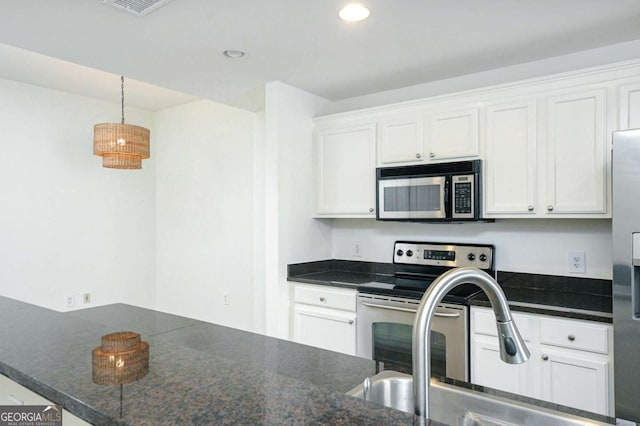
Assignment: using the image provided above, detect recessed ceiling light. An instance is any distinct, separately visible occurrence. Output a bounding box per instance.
[223,50,246,59]
[338,4,370,22]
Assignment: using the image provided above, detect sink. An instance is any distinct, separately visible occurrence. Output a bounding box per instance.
[347,371,610,426]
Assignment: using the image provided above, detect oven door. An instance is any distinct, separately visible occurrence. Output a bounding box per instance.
[356,294,468,381]
[377,176,447,220]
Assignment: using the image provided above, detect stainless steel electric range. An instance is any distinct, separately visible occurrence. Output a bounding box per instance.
[356,241,495,381]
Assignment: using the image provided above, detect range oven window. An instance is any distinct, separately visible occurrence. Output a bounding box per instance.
[371,322,446,377]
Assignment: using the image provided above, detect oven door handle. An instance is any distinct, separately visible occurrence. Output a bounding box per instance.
[361,302,418,313]
[360,301,461,318]
[298,310,355,325]
[434,311,462,318]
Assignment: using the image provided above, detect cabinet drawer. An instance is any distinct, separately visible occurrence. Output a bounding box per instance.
[472,307,532,341]
[294,284,356,312]
[539,317,610,354]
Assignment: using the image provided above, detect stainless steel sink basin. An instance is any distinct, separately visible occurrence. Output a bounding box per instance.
[347,371,610,426]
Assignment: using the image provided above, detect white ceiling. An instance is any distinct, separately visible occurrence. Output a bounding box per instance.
[1,0,640,111]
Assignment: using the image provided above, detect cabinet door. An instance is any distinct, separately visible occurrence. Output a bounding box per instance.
[484,100,537,216]
[378,115,424,165]
[293,305,356,355]
[426,108,479,160]
[539,347,610,416]
[316,123,376,216]
[471,334,535,397]
[619,82,640,130]
[544,89,607,215]
[0,375,91,425]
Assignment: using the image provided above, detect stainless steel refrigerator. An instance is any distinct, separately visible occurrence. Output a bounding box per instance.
[612,128,640,423]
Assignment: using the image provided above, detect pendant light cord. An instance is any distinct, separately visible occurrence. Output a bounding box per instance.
[121,76,125,124]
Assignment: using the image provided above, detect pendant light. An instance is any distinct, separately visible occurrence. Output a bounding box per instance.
[94,76,150,169]
[92,331,149,418]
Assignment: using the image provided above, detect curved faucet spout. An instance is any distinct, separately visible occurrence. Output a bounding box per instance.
[412,267,530,419]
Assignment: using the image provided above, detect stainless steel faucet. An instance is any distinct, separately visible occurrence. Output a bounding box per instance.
[413,267,530,419]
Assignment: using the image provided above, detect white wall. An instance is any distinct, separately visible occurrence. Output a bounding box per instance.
[263,82,333,338]
[322,39,640,115]
[0,78,156,311]
[332,219,612,279]
[154,99,257,331]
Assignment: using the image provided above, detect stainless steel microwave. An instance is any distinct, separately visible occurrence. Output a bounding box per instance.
[376,160,484,222]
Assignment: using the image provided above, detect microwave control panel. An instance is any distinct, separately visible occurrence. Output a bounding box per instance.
[452,174,475,219]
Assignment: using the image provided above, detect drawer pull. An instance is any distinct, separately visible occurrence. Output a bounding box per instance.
[542,354,549,361]
[568,334,575,341]
[416,153,422,159]
[349,320,354,325]
[528,205,534,211]
[319,297,326,302]
[369,207,374,213]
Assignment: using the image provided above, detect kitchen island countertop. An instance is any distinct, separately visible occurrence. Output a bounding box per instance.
[0,296,421,425]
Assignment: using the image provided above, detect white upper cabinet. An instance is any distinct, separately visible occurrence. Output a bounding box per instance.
[426,107,479,160]
[378,114,424,165]
[313,61,640,219]
[484,100,537,215]
[484,88,610,218]
[619,82,640,130]
[378,107,479,166]
[315,122,376,217]
[544,88,607,215]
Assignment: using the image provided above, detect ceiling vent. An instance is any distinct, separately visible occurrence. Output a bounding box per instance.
[102,0,174,16]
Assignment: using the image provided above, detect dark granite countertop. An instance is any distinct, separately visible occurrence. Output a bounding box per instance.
[469,271,612,323]
[288,261,612,322]
[287,259,395,289]
[0,296,420,425]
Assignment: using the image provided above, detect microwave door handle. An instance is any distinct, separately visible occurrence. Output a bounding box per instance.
[444,179,451,217]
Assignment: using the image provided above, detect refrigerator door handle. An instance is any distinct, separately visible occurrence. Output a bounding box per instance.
[633,233,640,319]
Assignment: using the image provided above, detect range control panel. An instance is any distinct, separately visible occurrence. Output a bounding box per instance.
[393,241,494,270]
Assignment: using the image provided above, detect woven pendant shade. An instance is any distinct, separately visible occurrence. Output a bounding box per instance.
[92,331,149,385]
[93,76,150,170]
[94,123,150,169]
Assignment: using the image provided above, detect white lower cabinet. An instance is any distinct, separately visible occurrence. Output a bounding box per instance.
[539,346,609,415]
[470,306,613,416]
[0,374,90,425]
[471,334,535,398]
[292,283,357,356]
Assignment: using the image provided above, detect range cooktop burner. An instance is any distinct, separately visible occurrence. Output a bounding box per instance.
[357,241,495,304]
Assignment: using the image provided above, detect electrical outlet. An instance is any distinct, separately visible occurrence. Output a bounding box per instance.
[65,294,75,308]
[83,293,91,304]
[353,241,363,258]
[568,251,586,273]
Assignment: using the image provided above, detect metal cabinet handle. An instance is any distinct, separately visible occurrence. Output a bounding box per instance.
[568,334,576,341]
[542,354,549,361]
[429,152,435,158]
[348,320,354,325]
[319,297,326,302]
[416,153,422,159]
[547,205,554,211]
[369,207,374,213]
[528,205,534,211]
